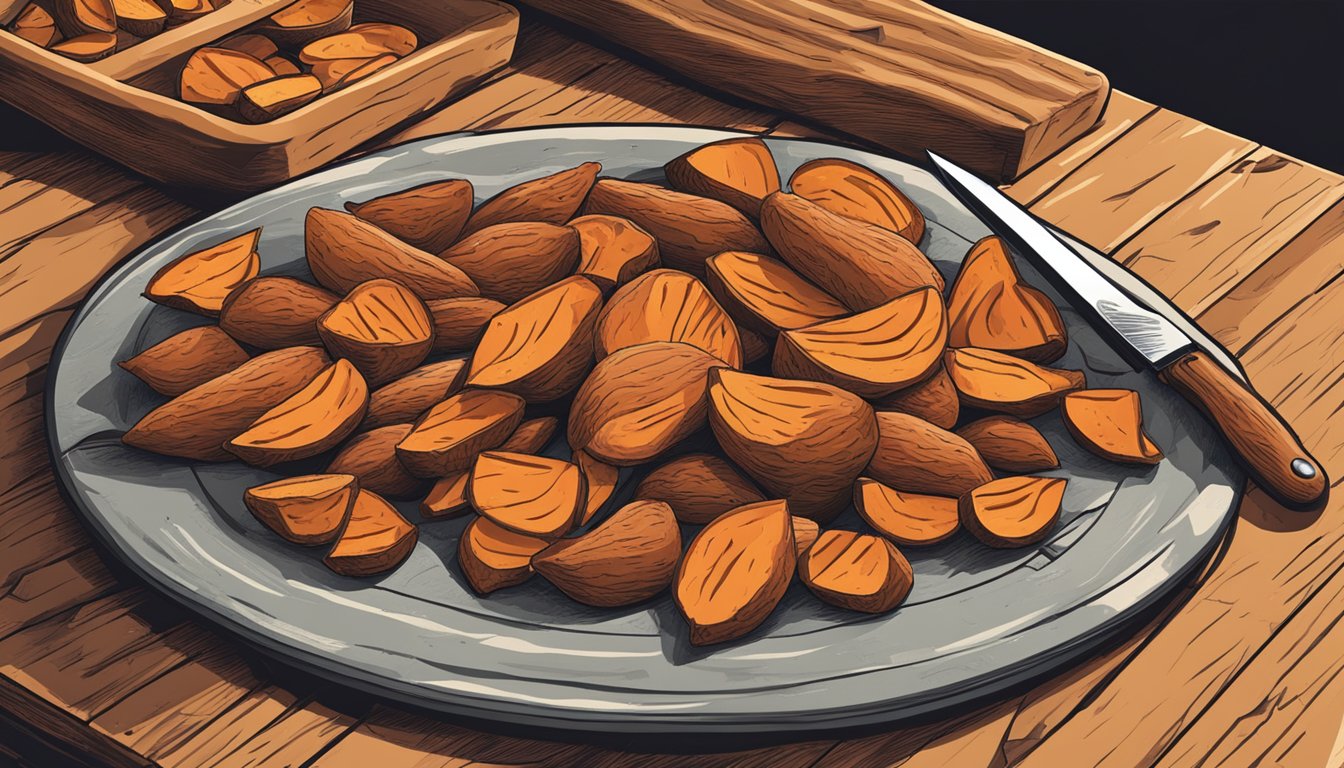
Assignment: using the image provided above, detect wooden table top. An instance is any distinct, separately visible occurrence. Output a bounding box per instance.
[3,18,1343,768]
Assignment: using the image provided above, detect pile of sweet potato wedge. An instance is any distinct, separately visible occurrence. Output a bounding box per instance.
[119,137,1164,645]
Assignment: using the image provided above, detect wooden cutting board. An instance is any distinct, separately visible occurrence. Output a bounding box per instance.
[515,0,1109,182]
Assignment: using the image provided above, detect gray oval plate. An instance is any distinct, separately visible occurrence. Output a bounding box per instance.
[48,126,1242,737]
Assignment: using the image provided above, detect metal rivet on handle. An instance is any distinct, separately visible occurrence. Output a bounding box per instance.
[1291,458,1317,479]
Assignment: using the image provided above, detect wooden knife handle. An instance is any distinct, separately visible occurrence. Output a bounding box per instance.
[1160,350,1328,509]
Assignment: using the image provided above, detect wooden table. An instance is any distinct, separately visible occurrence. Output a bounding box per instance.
[3,16,1343,768]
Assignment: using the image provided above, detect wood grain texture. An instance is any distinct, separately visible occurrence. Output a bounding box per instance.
[1029,109,1258,252]
[1119,147,1344,317]
[514,0,1108,181]
[153,686,299,768]
[89,0,294,81]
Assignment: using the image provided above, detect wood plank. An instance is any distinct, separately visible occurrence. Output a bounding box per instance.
[1004,91,1156,206]
[155,686,299,768]
[1028,109,1257,253]
[90,645,260,762]
[0,550,118,641]
[1197,198,1344,354]
[1117,147,1343,317]
[515,0,1109,181]
[0,474,93,597]
[0,673,152,768]
[808,712,984,768]
[900,698,1018,768]
[200,698,359,768]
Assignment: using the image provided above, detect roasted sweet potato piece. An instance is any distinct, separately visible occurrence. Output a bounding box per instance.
[256,0,352,47]
[395,389,525,477]
[265,55,301,76]
[570,214,660,292]
[419,417,559,519]
[945,347,1085,418]
[227,359,368,467]
[675,499,794,645]
[633,453,765,525]
[421,297,502,354]
[317,278,434,387]
[179,48,275,106]
[219,276,338,349]
[11,5,60,47]
[469,452,586,539]
[791,516,820,559]
[466,276,603,402]
[49,0,115,35]
[50,30,115,60]
[957,415,1060,472]
[217,33,278,60]
[345,178,473,254]
[788,158,925,244]
[462,162,601,237]
[709,369,877,521]
[119,325,249,397]
[760,192,942,311]
[872,364,959,430]
[111,0,166,37]
[866,411,993,498]
[305,208,478,300]
[326,424,424,499]
[960,476,1066,548]
[298,21,416,64]
[244,474,357,545]
[238,74,322,123]
[458,516,549,594]
[582,178,769,276]
[122,346,329,462]
[166,0,215,25]
[663,137,780,219]
[854,477,960,546]
[774,286,947,398]
[311,53,398,91]
[574,449,617,525]
[533,500,681,607]
[739,327,770,366]
[1062,389,1163,465]
[568,341,722,466]
[144,229,260,316]
[799,530,913,613]
[594,269,742,367]
[440,222,580,304]
[704,250,848,336]
[361,359,467,431]
[947,236,1067,363]
[324,489,418,576]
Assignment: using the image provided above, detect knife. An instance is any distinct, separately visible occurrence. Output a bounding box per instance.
[927,151,1328,510]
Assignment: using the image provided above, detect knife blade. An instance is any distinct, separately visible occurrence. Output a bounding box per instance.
[927,151,1328,510]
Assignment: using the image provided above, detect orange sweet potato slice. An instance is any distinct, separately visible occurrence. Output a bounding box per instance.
[111,0,166,37]
[788,158,926,244]
[799,530,913,613]
[582,178,769,276]
[144,229,260,316]
[50,30,116,61]
[345,178,473,254]
[440,222,580,304]
[466,276,604,402]
[361,359,467,431]
[462,162,601,237]
[947,236,1067,363]
[218,276,338,349]
[704,250,848,336]
[244,473,357,545]
[760,192,942,311]
[709,369,877,521]
[238,74,322,123]
[532,500,681,607]
[257,0,351,47]
[957,415,1060,473]
[119,325,249,397]
[960,476,1066,548]
[326,424,425,499]
[11,5,60,47]
[1062,389,1163,465]
[872,363,959,429]
[663,137,780,219]
[426,297,505,353]
[634,453,765,525]
[395,389,525,478]
[945,347,1086,418]
[774,286,947,398]
[323,489,417,576]
[567,341,722,466]
[854,477,960,546]
[179,48,275,106]
[310,52,398,91]
[866,411,993,498]
[594,269,742,367]
[791,516,820,559]
[317,278,434,387]
[458,516,549,594]
[469,451,586,539]
[675,499,794,645]
[419,417,559,520]
[305,208,479,300]
[217,33,278,60]
[227,359,368,467]
[575,449,618,525]
[298,21,416,64]
[569,214,660,292]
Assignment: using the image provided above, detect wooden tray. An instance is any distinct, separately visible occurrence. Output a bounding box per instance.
[0,0,518,193]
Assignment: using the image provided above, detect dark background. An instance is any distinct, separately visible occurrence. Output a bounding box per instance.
[931,0,1343,173]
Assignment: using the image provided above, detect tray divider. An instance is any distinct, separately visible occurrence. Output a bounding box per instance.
[90,0,302,82]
